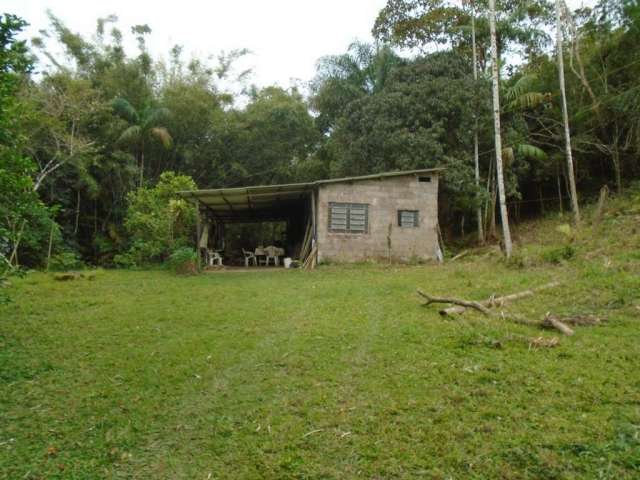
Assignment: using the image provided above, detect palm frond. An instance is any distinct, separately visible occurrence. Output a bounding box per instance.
[142,107,171,129]
[150,127,173,150]
[116,125,142,146]
[508,92,547,110]
[112,97,139,124]
[506,74,539,101]
[516,143,548,160]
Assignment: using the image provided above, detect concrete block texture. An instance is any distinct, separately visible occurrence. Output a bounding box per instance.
[316,174,440,262]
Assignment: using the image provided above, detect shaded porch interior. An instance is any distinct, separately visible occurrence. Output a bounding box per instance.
[181,183,317,267]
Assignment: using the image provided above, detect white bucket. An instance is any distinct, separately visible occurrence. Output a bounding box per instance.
[284,257,292,268]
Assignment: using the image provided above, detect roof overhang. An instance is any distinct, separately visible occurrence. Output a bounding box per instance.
[178,168,443,222]
[179,182,314,222]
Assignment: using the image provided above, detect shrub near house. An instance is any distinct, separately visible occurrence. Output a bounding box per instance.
[114,172,196,267]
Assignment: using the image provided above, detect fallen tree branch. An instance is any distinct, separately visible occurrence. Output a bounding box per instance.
[542,313,575,336]
[416,289,491,315]
[450,250,469,262]
[439,281,561,316]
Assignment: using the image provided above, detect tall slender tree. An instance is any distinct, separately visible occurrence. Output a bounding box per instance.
[469,0,484,243]
[488,0,513,257]
[555,0,580,224]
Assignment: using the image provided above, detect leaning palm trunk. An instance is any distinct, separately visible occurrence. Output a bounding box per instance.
[471,4,484,243]
[488,0,513,257]
[555,0,580,224]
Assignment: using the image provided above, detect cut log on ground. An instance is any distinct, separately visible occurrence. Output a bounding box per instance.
[439,281,561,316]
[416,289,491,315]
[450,250,469,262]
[542,313,575,336]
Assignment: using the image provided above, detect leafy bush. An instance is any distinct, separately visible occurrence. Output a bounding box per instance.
[166,247,198,275]
[541,245,576,264]
[504,251,530,269]
[48,251,84,271]
[120,172,197,265]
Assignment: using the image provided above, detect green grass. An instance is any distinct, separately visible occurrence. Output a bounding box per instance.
[1,193,640,479]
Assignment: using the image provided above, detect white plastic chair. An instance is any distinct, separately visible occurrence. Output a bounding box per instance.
[242,248,257,267]
[264,246,281,266]
[207,249,223,266]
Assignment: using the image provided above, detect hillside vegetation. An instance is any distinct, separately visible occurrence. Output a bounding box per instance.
[3,1,640,268]
[1,189,638,478]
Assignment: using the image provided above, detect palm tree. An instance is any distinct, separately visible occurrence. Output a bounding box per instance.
[311,42,403,132]
[112,98,173,186]
[488,0,513,258]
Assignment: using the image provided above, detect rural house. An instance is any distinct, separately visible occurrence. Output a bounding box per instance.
[179,168,443,266]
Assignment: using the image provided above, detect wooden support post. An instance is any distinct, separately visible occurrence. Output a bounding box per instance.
[195,203,202,271]
[310,189,317,265]
[310,189,317,245]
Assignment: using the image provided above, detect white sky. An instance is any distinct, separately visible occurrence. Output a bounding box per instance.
[7,0,389,89]
[7,0,596,91]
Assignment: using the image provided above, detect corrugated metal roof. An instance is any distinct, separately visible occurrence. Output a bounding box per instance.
[177,168,443,220]
[314,168,444,185]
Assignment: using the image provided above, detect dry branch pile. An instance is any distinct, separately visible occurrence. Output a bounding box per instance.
[417,281,602,344]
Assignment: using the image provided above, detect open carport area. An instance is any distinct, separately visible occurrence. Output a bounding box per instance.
[179,182,317,267]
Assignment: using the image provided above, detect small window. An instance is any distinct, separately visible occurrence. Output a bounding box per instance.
[418,176,431,183]
[329,202,369,233]
[398,210,419,228]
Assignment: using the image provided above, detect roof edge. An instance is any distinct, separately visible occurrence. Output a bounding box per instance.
[177,167,444,198]
[314,168,443,186]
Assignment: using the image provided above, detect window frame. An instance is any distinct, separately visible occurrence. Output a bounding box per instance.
[328,202,369,234]
[397,209,420,228]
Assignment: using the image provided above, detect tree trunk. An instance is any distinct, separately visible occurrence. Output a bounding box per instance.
[484,156,494,237]
[555,0,581,225]
[8,221,26,268]
[74,190,81,235]
[556,168,564,215]
[46,221,55,271]
[489,0,513,258]
[139,150,145,187]
[612,142,622,194]
[471,5,484,244]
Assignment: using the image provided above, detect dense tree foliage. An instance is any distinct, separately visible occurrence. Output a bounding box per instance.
[1,1,639,266]
[0,14,55,272]
[114,171,196,267]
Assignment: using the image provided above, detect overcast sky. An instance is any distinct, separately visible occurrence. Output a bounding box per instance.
[8,0,388,89]
[8,0,596,90]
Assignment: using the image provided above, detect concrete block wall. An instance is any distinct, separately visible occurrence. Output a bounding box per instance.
[316,174,440,262]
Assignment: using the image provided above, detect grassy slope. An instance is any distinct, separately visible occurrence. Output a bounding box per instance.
[1,190,639,479]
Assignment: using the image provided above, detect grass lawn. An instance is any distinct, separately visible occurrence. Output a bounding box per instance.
[2,198,640,478]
